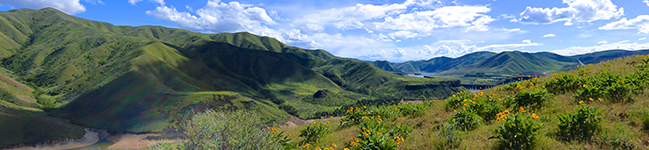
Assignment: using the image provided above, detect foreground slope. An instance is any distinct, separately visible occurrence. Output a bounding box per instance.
[280,54,649,149]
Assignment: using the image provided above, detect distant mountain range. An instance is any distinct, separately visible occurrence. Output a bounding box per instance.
[0,8,465,147]
[372,50,649,75]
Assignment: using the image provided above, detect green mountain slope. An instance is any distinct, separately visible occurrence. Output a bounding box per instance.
[389,50,649,75]
[371,60,404,73]
[0,7,464,145]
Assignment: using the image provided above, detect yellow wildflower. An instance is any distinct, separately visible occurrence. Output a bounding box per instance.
[532,113,539,119]
[519,107,525,112]
[589,98,594,101]
[598,97,602,101]
[579,100,584,104]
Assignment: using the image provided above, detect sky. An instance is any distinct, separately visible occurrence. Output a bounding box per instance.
[1,0,649,62]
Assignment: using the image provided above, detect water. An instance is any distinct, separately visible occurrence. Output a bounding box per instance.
[404,72,437,78]
[69,139,113,150]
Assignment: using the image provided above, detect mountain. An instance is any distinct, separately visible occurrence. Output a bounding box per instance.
[371,60,404,73]
[0,8,464,147]
[386,50,649,74]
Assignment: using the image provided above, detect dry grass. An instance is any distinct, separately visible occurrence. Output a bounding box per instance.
[281,55,649,149]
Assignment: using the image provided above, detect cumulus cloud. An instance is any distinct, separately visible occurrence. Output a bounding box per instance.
[146,1,276,32]
[129,0,164,5]
[645,0,649,7]
[551,40,649,55]
[597,40,607,44]
[523,39,532,44]
[356,39,542,61]
[0,0,87,14]
[375,5,495,33]
[518,0,623,25]
[542,33,556,38]
[293,2,410,30]
[599,15,649,33]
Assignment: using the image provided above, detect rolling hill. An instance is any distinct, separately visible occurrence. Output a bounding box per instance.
[385,50,649,75]
[0,8,465,147]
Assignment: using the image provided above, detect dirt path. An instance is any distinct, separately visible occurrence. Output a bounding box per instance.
[105,133,182,149]
[9,128,99,150]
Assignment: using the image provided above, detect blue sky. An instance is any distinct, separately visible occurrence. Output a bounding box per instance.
[2,0,649,62]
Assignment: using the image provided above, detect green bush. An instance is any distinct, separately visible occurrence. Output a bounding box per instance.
[557,103,603,141]
[398,103,425,117]
[298,121,332,146]
[490,113,541,150]
[444,90,472,111]
[340,106,371,128]
[544,73,584,94]
[514,88,553,110]
[350,116,406,150]
[179,109,282,150]
[449,110,483,131]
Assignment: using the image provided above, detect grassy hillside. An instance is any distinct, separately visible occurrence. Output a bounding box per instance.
[390,50,649,75]
[277,54,649,149]
[0,7,464,148]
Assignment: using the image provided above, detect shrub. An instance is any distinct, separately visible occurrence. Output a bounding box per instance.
[490,113,541,150]
[180,109,282,150]
[556,103,603,141]
[339,106,371,128]
[398,103,425,117]
[298,121,332,146]
[544,73,583,94]
[350,116,406,150]
[449,110,483,131]
[434,123,463,150]
[514,89,553,110]
[444,90,472,111]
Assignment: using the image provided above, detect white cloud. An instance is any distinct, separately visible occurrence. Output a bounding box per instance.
[599,15,649,33]
[551,40,649,55]
[522,39,531,44]
[146,1,276,32]
[0,0,87,14]
[129,0,164,5]
[518,0,623,25]
[293,2,410,30]
[495,27,522,32]
[597,40,607,44]
[542,33,556,38]
[375,5,494,33]
[645,0,649,7]
[640,37,647,40]
[388,31,420,38]
[356,39,542,61]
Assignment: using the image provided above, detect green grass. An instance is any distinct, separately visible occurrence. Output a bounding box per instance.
[0,7,468,146]
[282,54,649,149]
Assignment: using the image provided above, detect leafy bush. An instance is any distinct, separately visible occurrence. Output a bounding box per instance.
[557,103,603,141]
[544,73,584,94]
[340,106,371,128]
[444,90,472,111]
[434,123,463,150]
[449,110,483,131]
[350,116,407,150]
[514,88,553,110]
[398,103,425,117]
[490,113,541,150]
[298,121,332,146]
[180,109,282,150]
[462,97,504,122]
